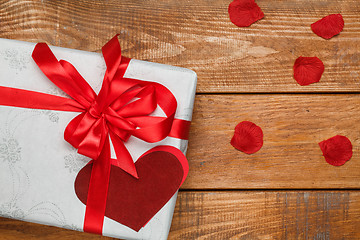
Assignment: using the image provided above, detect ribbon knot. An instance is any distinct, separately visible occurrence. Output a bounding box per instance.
[88,101,103,119]
[67,82,160,166]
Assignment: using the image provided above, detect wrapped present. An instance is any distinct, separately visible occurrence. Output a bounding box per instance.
[0,36,197,239]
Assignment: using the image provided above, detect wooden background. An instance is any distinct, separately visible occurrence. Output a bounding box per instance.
[0,0,360,239]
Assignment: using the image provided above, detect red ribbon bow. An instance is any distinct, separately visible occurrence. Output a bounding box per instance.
[0,35,190,234]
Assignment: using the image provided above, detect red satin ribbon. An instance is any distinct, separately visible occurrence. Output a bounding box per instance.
[0,35,190,234]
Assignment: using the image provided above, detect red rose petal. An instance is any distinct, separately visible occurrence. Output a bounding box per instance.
[293,56,324,86]
[319,135,352,166]
[231,121,263,154]
[311,14,344,39]
[228,0,264,27]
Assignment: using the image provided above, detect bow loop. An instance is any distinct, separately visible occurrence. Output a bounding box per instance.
[116,85,157,118]
[59,60,97,103]
[32,43,92,109]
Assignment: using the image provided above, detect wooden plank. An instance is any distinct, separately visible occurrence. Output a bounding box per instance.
[0,191,359,239]
[170,191,360,239]
[0,0,359,93]
[182,94,360,189]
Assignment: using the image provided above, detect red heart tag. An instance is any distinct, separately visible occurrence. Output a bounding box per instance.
[74,146,188,232]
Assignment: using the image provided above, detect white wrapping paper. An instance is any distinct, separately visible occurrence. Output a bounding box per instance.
[0,38,197,240]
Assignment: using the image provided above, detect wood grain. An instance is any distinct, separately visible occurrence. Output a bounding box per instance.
[170,191,360,239]
[0,191,359,239]
[0,0,359,93]
[182,94,360,189]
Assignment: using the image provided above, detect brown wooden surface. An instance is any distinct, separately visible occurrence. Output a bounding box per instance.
[183,94,360,189]
[0,0,360,239]
[171,191,360,239]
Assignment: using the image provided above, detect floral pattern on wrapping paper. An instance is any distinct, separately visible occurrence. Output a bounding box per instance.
[0,200,71,228]
[0,110,74,229]
[62,224,82,232]
[0,202,25,220]
[47,86,71,98]
[64,149,90,173]
[94,62,107,91]
[0,138,21,164]
[32,109,60,123]
[0,48,31,73]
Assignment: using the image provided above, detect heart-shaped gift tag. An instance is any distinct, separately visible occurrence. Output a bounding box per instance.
[74,146,188,232]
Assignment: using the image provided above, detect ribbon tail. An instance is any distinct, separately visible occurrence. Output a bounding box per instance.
[110,131,138,179]
[83,137,111,235]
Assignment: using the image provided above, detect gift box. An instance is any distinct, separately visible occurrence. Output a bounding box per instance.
[0,37,197,239]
